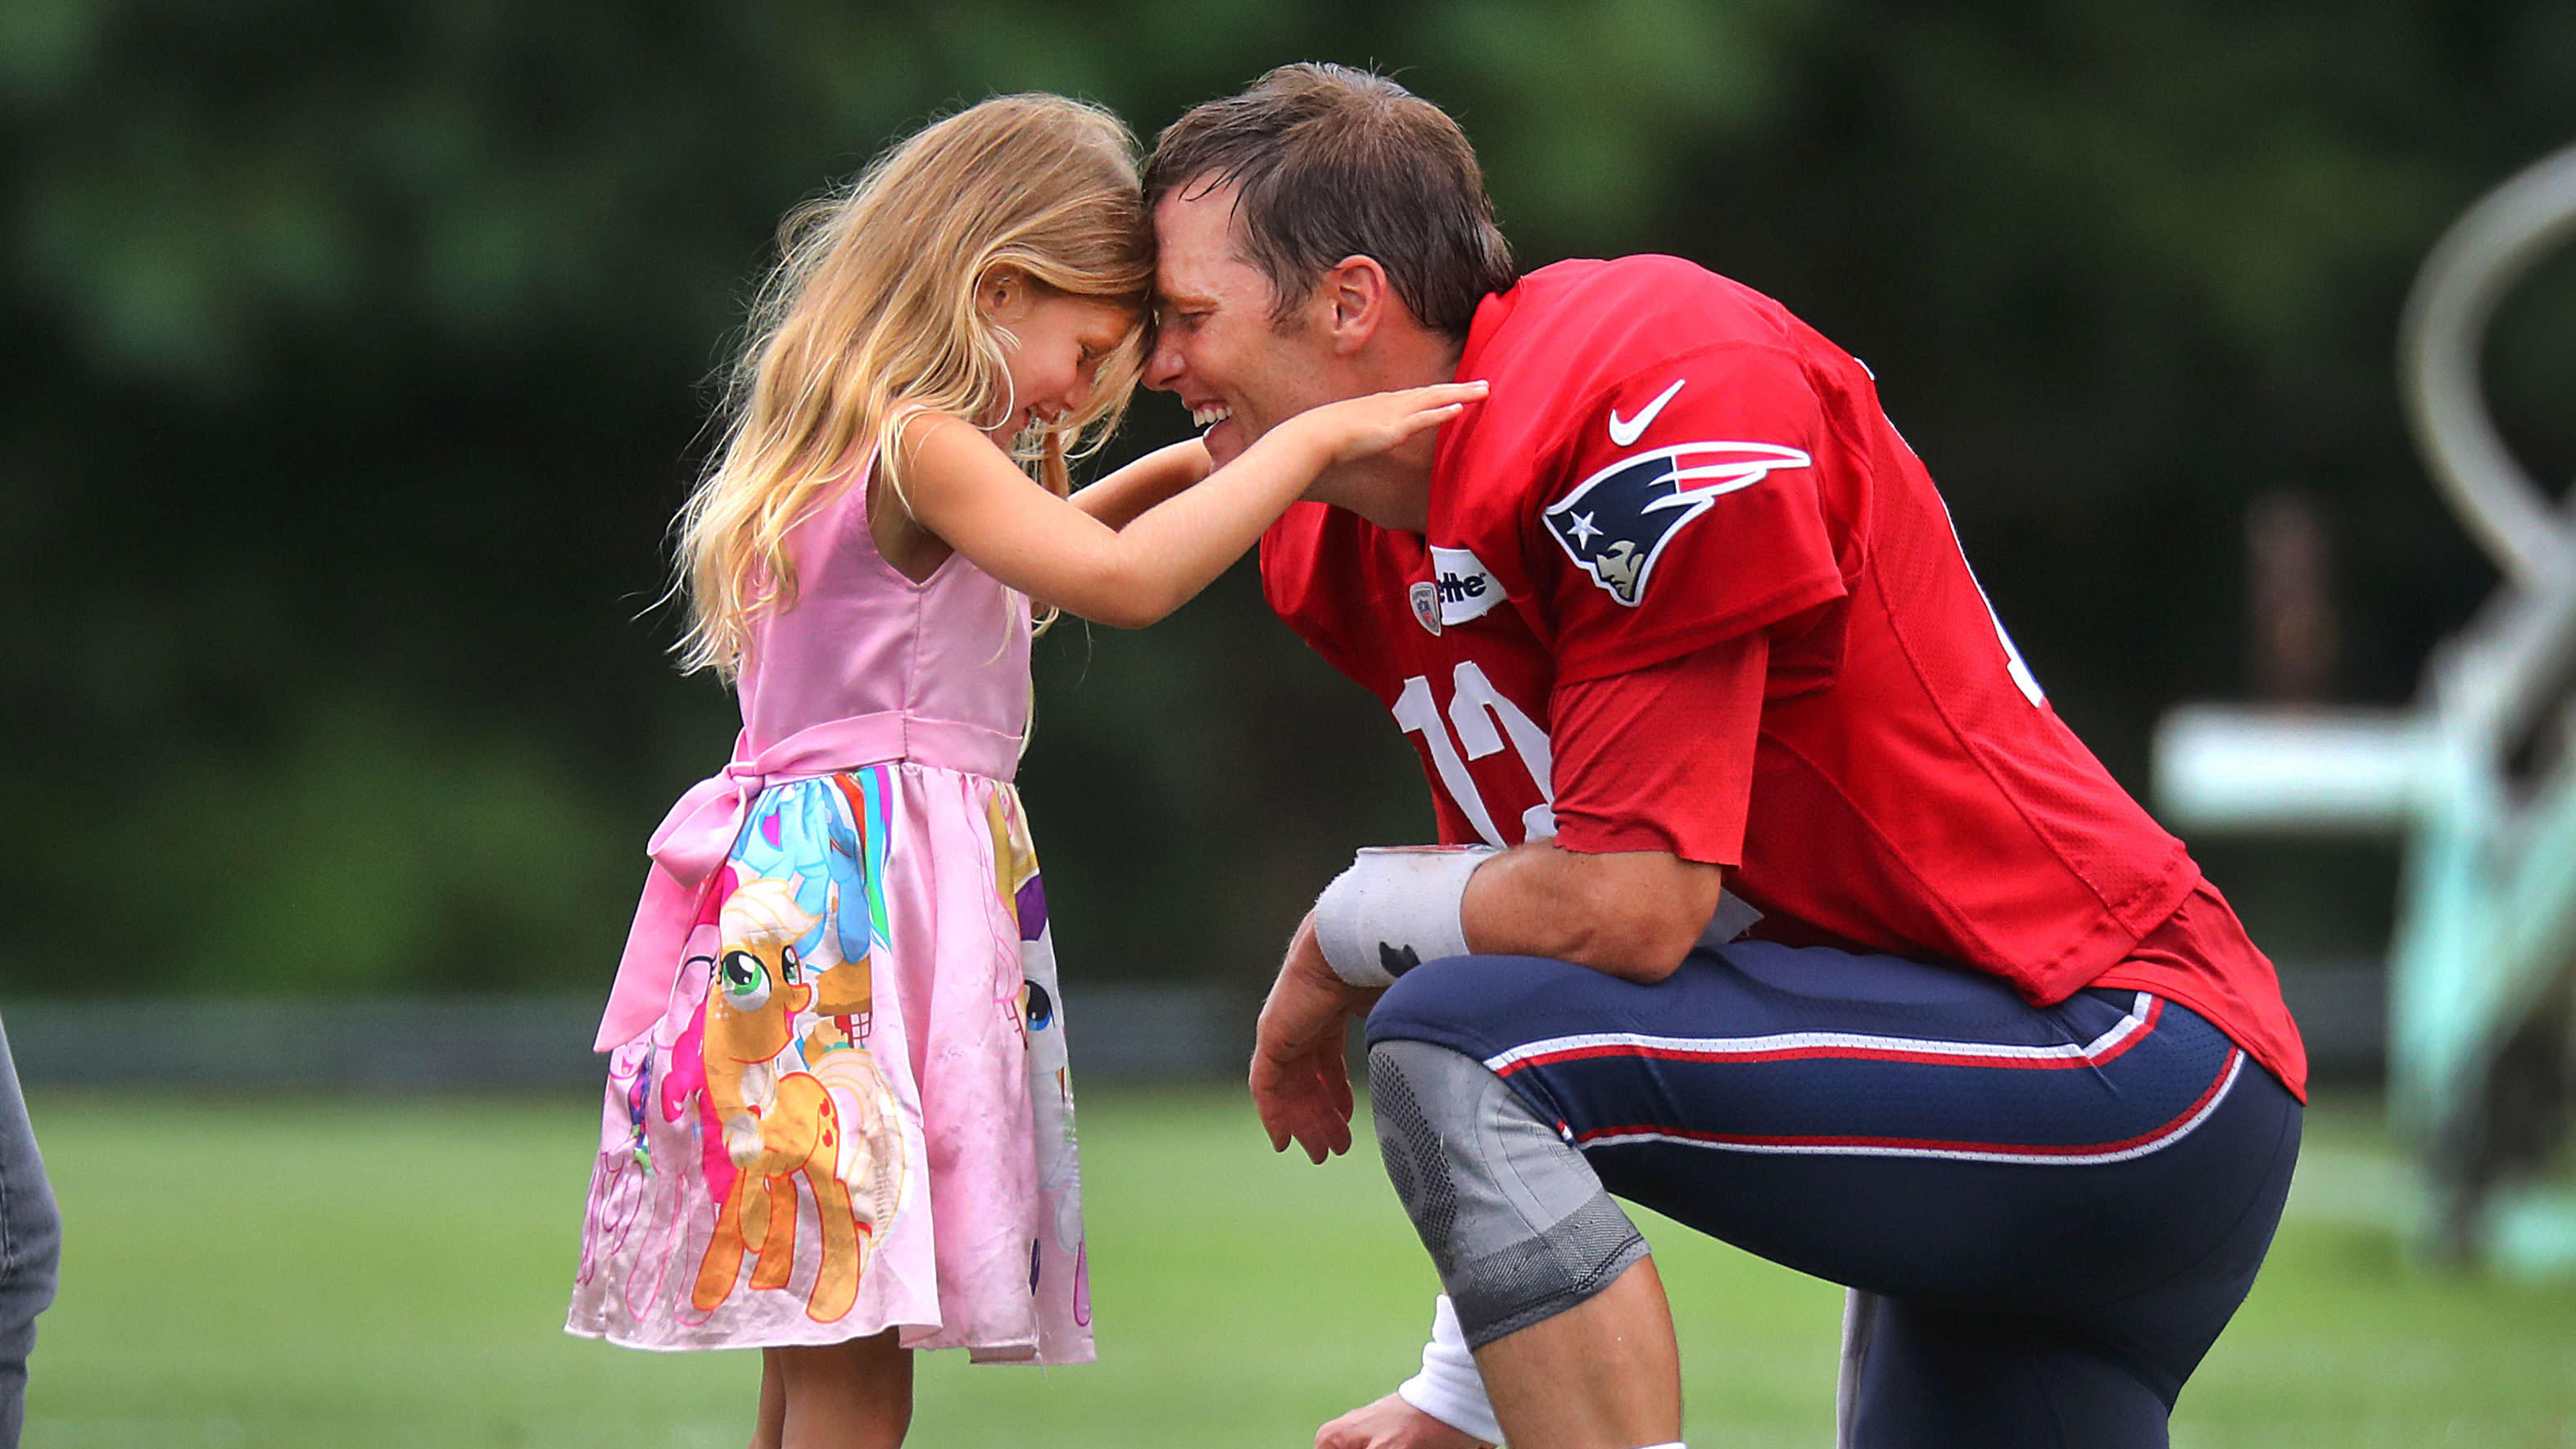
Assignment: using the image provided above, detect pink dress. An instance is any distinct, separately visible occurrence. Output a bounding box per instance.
[568,458,1089,1363]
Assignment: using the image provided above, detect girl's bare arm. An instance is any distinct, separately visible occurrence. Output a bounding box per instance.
[899,383,1483,629]
[1069,438,1213,530]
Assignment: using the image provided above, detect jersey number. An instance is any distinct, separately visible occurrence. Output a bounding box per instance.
[1392,663,1556,849]
[1936,496,2047,707]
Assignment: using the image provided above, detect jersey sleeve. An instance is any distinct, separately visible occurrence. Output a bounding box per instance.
[1535,346,1850,682]
[1548,631,1768,864]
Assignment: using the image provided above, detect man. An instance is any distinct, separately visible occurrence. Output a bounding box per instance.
[1143,65,2305,1449]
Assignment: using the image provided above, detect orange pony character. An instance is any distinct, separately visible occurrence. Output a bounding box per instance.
[690,877,874,1321]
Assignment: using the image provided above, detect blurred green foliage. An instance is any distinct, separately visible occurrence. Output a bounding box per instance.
[1,0,2571,996]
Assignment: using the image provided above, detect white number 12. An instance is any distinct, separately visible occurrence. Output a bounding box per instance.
[1391,662,1558,848]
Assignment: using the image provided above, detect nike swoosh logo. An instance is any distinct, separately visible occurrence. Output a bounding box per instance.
[1607,378,1685,447]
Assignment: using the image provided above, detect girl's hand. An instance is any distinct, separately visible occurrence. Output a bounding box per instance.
[1281,380,1490,467]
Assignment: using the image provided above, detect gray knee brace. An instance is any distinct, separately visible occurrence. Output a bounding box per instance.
[1369,1038,1650,1348]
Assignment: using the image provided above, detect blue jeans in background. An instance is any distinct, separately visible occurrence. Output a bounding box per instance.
[0,1015,58,1449]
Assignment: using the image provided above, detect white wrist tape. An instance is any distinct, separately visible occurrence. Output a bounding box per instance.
[1396,1295,1503,1446]
[1314,845,1496,989]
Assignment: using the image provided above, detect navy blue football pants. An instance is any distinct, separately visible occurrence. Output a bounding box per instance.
[1365,942,2302,1449]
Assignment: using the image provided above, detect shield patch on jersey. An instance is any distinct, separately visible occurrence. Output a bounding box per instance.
[1542,441,1813,605]
[1408,581,1442,636]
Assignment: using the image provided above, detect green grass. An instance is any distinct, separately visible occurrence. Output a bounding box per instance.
[18,1089,2576,1447]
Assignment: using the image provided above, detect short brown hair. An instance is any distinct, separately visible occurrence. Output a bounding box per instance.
[1145,64,1515,339]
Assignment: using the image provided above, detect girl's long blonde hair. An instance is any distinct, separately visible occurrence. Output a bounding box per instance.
[674,94,1154,678]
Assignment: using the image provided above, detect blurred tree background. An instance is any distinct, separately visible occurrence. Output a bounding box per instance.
[2,0,2570,999]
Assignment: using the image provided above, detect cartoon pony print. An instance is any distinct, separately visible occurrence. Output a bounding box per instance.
[985,790,1084,1315]
[690,876,889,1322]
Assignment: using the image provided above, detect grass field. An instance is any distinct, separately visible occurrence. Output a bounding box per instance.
[19,1087,2576,1448]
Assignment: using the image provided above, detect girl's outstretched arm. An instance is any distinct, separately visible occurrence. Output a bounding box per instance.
[900,382,1485,629]
[1070,438,1212,530]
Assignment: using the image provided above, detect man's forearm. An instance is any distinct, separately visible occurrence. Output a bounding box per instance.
[1306,840,1727,991]
[1460,840,1724,983]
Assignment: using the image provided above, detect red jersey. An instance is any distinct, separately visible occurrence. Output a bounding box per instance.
[1261,256,2306,1098]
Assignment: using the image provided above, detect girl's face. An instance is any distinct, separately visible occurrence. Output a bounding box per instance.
[979,273,1136,442]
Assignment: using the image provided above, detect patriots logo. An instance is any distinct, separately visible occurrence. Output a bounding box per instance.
[1542,441,1813,605]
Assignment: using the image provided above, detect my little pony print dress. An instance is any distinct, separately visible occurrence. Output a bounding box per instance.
[569,455,1088,1362]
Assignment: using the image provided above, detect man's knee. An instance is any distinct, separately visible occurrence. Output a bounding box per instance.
[1368,1037,1647,1348]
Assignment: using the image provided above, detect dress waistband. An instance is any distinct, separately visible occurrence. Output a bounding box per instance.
[593,710,1021,1052]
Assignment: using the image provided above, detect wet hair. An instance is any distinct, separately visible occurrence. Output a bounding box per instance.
[1145,63,1514,337]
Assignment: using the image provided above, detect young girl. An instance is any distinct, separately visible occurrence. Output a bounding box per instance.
[565,95,1480,1448]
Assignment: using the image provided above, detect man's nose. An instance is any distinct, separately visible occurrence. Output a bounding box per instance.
[1143,334,1184,392]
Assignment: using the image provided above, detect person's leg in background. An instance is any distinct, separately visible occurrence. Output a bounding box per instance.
[0,1012,60,1449]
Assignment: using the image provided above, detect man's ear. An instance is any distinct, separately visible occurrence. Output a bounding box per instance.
[1318,256,1390,356]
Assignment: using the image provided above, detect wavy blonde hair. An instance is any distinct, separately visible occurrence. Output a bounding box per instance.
[674,94,1154,678]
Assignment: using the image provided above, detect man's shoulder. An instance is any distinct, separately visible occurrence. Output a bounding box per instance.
[1457,258,1830,468]
[1443,258,1844,518]
[1483,256,1805,369]
[1514,254,1760,306]
[1433,256,1865,677]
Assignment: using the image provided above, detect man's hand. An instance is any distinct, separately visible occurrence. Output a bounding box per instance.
[1251,911,1379,1162]
[1315,1392,1492,1449]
